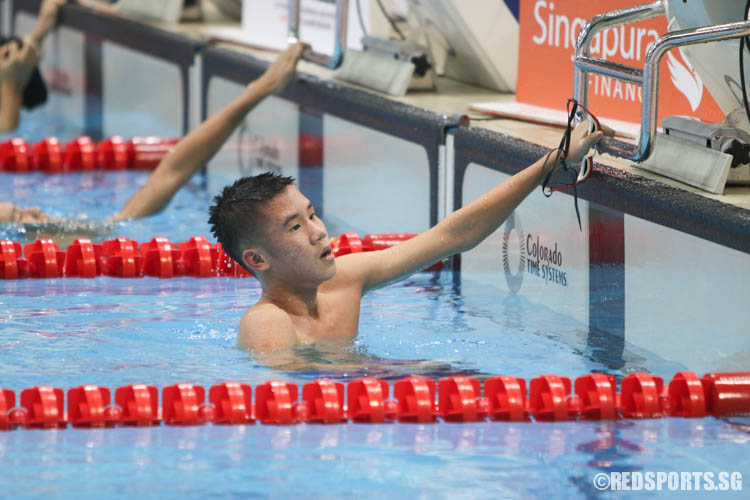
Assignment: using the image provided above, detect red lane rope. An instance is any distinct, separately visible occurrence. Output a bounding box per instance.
[0,136,179,172]
[1,372,748,429]
[0,233,442,279]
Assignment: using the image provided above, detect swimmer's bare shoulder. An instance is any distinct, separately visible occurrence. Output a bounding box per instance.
[238,303,296,352]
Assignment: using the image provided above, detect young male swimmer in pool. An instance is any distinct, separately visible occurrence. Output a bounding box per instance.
[209,125,612,355]
[0,42,308,230]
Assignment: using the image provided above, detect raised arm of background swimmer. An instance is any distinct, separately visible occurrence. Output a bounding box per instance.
[339,122,613,292]
[29,0,68,46]
[0,40,42,132]
[111,42,307,221]
[71,0,119,16]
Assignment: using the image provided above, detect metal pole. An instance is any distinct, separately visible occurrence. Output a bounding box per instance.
[573,2,665,112]
[598,20,750,161]
[636,20,750,160]
[575,56,644,86]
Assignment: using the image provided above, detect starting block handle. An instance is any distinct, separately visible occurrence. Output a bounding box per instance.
[288,0,348,69]
[575,0,750,163]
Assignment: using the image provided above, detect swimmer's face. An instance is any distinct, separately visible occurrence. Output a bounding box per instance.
[0,202,51,223]
[246,186,335,283]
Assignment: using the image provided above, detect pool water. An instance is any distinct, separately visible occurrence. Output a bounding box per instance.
[1,144,749,498]
[0,419,747,499]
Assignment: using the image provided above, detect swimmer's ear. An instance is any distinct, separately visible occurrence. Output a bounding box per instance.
[242,248,269,272]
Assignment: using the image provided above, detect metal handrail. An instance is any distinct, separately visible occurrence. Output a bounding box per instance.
[573,1,750,161]
[633,21,750,160]
[288,0,349,70]
[575,56,644,86]
[573,1,665,112]
[575,1,666,54]
[576,19,750,161]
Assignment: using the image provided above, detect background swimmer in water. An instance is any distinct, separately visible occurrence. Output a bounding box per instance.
[0,43,308,245]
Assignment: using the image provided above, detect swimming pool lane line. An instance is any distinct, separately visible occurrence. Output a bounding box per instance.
[0,233,440,279]
[1,371,748,430]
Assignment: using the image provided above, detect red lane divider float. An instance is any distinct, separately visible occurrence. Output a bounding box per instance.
[102,238,142,278]
[0,389,16,430]
[393,376,437,423]
[331,232,444,271]
[485,375,530,421]
[303,379,346,424]
[215,242,252,278]
[163,383,212,425]
[255,380,300,425]
[64,137,96,171]
[210,382,253,425]
[0,233,443,279]
[65,239,104,278]
[439,376,486,422]
[0,138,32,172]
[68,385,113,428]
[32,138,64,172]
[0,240,28,279]
[0,136,179,172]
[1,372,748,430]
[129,137,180,170]
[24,239,65,278]
[140,237,182,278]
[116,384,159,426]
[97,136,130,170]
[19,386,67,429]
[347,378,394,423]
[179,237,218,278]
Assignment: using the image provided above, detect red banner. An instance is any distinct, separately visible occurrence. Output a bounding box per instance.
[516,0,724,124]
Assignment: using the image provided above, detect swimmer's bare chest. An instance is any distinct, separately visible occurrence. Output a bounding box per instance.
[290,286,362,344]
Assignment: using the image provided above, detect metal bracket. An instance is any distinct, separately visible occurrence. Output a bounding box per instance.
[288,0,349,69]
[573,0,750,162]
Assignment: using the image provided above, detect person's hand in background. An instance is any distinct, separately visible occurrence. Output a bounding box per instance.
[0,39,42,132]
[253,42,309,96]
[0,39,42,90]
[31,0,68,45]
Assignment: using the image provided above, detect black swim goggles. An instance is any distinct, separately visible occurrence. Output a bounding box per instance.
[540,98,601,229]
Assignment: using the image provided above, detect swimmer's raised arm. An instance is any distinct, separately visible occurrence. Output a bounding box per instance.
[30,0,67,46]
[72,0,119,16]
[0,1,63,133]
[111,42,307,221]
[342,122,610,293]
[0,40,42,132]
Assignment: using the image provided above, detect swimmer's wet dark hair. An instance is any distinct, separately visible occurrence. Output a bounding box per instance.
[208,172,295,270]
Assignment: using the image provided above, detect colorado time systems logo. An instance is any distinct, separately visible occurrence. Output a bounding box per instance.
[502,211,569,293]
[502,212,526,293]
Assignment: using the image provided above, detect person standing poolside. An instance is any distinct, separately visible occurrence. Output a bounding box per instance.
[208,120,613,356]
[0,42,308,228]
